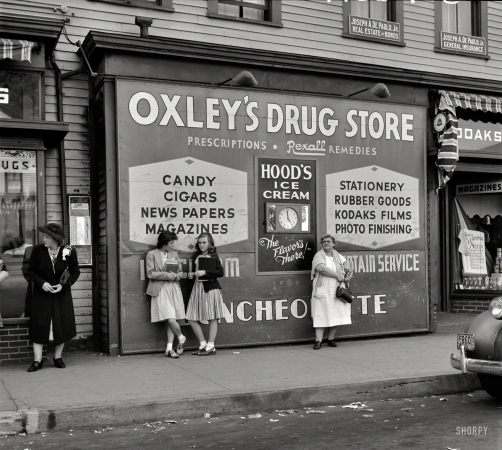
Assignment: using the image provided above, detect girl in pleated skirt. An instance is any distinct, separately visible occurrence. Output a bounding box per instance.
[146,231,186,358]
[186,233,225,356]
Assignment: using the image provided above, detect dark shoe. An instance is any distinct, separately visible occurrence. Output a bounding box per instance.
[53,357,66,369]
[27,360,43,372]
[327,340,338,347]
[198,347,216,356]
[313,341,322,350]
[192,347,205,355]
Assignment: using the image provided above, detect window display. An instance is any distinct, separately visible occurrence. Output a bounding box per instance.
[0,150,37,318]
[451,172,502,292]
[0,71,40,121]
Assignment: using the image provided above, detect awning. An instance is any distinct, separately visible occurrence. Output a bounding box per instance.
[434,90,502,193]
[439,90,502,115]
[1,38,35,63]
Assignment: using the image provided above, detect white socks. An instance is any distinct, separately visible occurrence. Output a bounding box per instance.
[166,343,173,351]
[199,340,207,349]
[206,342,215,351]
[178,335,186,344]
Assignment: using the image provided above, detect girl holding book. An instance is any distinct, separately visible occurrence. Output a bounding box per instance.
[146,230,186,358]
[186,232,225,356]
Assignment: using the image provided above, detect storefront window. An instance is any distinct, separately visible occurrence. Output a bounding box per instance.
[451,173,502,292]
[0,71,40,120]
[0,150,37,319]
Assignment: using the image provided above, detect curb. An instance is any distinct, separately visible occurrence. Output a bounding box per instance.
[0,373,481,435]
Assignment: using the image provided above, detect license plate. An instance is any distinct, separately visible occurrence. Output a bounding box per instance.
[457,333,475,351]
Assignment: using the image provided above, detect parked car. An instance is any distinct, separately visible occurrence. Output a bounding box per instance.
[451,298,502,400]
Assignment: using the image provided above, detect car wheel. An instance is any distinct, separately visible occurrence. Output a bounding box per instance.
[478,374,502,400]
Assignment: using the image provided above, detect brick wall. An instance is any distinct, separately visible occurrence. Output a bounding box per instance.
[451,299,491,315]
[0,321,34,366]
[1,320,93,366]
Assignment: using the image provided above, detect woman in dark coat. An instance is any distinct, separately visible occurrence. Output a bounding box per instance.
[26,223,80,372]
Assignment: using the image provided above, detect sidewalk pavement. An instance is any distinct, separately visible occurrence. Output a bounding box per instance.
[0,315,480,435]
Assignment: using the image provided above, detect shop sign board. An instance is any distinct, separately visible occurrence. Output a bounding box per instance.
[0,154,35,173]
[349,15,401,42]
[456,181,502,196]
[457,119,502,156]
[441,31,487,56]
[116,79,427,353]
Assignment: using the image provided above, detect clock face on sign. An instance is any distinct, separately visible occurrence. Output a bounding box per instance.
[278,207,298,230]
[265,203,310,233]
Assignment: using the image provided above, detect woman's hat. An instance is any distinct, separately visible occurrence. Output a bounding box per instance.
[37,223,64,242]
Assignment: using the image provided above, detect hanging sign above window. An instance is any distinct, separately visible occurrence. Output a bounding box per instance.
[433,113,446,132]
[441,31,486,56]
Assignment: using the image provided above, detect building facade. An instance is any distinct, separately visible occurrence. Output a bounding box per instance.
[1,0,502,360]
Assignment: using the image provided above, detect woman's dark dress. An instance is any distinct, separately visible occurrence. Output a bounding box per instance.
[27,244,80,345]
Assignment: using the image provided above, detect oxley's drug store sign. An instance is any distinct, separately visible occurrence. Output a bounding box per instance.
[115,79,427,352]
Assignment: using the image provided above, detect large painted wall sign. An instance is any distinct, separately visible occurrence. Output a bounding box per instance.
[129,157,248,251]
[115,79,427,353]
[326,166,420,249]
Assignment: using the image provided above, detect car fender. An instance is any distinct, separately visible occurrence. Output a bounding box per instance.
[465,310,502,361]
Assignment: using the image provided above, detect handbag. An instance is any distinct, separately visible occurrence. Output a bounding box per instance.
[336,280,354,303]
[59,267,70,285]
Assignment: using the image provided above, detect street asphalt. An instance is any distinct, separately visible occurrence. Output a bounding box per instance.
[0,313,481,435]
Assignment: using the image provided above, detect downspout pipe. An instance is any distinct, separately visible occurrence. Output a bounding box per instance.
[49,54,68,238]
[61,49,85,80]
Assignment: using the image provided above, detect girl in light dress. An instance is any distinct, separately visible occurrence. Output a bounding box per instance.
[146,231,186,358]
[186,233,225,356]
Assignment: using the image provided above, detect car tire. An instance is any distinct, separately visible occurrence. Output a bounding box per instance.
[478,374,502,400]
